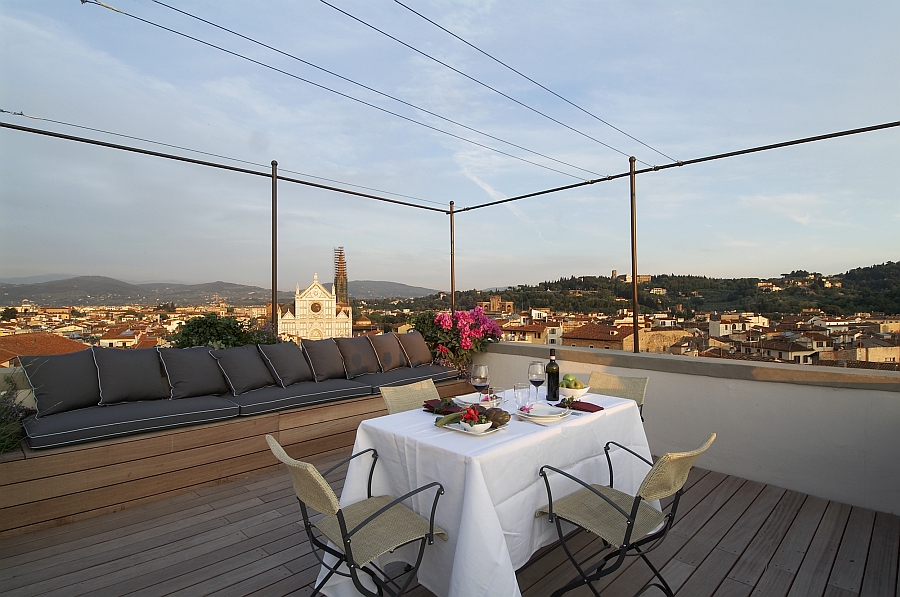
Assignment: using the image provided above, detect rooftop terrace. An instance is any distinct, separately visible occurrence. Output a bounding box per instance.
[1,344,898,595]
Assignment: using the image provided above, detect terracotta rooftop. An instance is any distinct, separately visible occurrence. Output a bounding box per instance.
[562,323,633,341]
[0,331,88,366]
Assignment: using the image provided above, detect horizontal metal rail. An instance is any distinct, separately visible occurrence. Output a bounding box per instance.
[0,121,448,213]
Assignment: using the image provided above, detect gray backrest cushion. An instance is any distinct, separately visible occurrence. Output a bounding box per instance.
[368,333,406,372]
[397,331,433,368]
[335,336,380,378]
[93,346,169,405]
[210,344,276,396]
[257,342,314,387]
[302,338,346,382]
[158,347,229,399]
[19,349,100,417]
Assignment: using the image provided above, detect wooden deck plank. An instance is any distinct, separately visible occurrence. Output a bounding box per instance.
[727,490,807,586]
[826,506,876,594]
[787,501,852,597]
[1,444,897,597]
[859,512,900,597]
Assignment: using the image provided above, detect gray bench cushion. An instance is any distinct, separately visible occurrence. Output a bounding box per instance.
[210,344,276,395]
[227,379,372,415]
[258,342,313,386]
[368,333,406,372]
[93,346,169,405]
[397,331,433,367]
[158,347,229,399]
[357,365,458,391]
[302,339,347,382]
[19,349,100,417]
[335,336,380,378]
[23,396,240,449]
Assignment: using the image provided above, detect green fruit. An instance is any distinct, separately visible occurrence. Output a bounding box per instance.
[572,380,584,390]
[563,374,577,382]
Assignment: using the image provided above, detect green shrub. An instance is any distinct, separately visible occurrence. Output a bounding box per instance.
[0,375,35,453]
[171,314,278,349]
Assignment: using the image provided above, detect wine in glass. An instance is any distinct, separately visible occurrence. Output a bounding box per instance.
[470,364,490,399]
[528,361,545,402]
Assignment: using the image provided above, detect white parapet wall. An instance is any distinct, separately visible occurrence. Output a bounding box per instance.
[476,343,900,515]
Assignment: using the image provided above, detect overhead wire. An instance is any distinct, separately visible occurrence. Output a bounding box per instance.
[392,0,677,163]
[317,0,653,166]
[145,0,605,179]
[80,0,592,181]
[0,108,443,206]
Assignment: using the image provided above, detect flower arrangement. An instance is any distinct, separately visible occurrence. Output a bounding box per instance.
[460,406,489,427]
[412,307,502,375]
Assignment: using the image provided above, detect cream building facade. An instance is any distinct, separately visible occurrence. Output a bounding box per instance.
[278,274,352,341]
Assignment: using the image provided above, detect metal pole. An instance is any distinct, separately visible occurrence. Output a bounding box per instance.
[629,157,640,353]
[449,201,456,311]
[271,160,278,336]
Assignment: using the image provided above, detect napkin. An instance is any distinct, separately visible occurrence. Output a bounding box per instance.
[423,399,463,414]
[555,401,603,413]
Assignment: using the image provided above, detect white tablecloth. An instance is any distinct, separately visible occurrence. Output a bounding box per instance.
[318,393,652,597]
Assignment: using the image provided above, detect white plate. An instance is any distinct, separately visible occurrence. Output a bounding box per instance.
[442,422,508,436]
[516,403,571,421]
[455,393,502,409]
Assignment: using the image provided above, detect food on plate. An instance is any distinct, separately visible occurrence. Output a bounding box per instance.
[484,407,511,428]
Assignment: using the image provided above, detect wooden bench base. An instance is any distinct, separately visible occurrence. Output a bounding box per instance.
[0,380,473,538]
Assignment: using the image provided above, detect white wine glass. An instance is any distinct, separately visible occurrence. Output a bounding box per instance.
[527,361,545,402]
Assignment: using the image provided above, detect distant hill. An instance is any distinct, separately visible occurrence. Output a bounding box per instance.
[0,276,440,306]
[0,274,76,285]
[349,280,441,300]
[0,276,293,307]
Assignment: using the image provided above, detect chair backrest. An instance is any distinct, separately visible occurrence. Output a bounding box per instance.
[265,434,340,515]
[380,378,440,415]
[637,433,716,501]
[588,371,648,407]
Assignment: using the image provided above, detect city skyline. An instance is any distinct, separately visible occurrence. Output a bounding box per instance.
[1,1,898,290]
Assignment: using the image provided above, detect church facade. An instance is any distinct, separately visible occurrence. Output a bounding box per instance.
[278,273,352,341]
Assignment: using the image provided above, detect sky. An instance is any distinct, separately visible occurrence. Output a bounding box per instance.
[1,0,898,292]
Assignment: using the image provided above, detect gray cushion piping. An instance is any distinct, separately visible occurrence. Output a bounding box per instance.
[256,345,286,387]
[365,335,384,372]
[23,406,238,448]
[90,346,105,406]
[234,385,371,416]
[393,332,412,368]
[156,346,175,399]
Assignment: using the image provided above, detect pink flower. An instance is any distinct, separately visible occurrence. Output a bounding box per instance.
[434,312,453,330]
[436,344,449,355]
[460,336,473,350]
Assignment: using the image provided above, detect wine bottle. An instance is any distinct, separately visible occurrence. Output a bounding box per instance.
[546,349,560,402]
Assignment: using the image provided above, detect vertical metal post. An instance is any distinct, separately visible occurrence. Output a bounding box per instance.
[629,157,640,353]
[271,160,278,336]
[449,201,456,312]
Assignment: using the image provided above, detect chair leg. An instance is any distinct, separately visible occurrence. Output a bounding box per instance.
[550,517,604,597]
[636,546,674,597]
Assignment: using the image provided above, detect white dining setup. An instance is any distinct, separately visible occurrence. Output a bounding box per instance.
[313,357,656,597]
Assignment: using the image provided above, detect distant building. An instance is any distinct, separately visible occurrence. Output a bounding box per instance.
[0,331,88,367]
[477,295,514,316]
[278,274,352,341]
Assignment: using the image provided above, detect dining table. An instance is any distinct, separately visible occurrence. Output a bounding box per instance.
[317,391,654,597]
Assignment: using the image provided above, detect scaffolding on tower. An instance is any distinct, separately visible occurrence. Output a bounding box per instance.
[334,247,348,305]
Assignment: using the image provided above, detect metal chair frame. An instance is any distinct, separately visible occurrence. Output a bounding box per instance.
[539,442,687,597]
[293,448,444,597]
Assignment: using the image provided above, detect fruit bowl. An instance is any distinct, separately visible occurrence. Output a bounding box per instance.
[558,386,589,400]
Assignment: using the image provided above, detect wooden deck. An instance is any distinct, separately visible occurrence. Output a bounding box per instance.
[0,448,897,597]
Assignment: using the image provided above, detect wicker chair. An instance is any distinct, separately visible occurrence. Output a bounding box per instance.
[537,434,716,597]
[380,378,441,415]
[588,371,649,419]
[265,435,446,597]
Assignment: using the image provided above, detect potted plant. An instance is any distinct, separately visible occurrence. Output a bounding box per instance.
[412,307,502,377]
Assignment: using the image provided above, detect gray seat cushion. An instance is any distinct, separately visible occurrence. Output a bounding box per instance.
[19,349,100,417]
[368,333,406,372]
[258,342,313,386]
[302,339,347,382]
[397,331,433,367]
[158,347,229,399]
[357,365,458,391]
[93,346,169,405]
[335,336,380,378]
[22,395,240,449]
[227,379,372,416]
[210,344,276,395]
